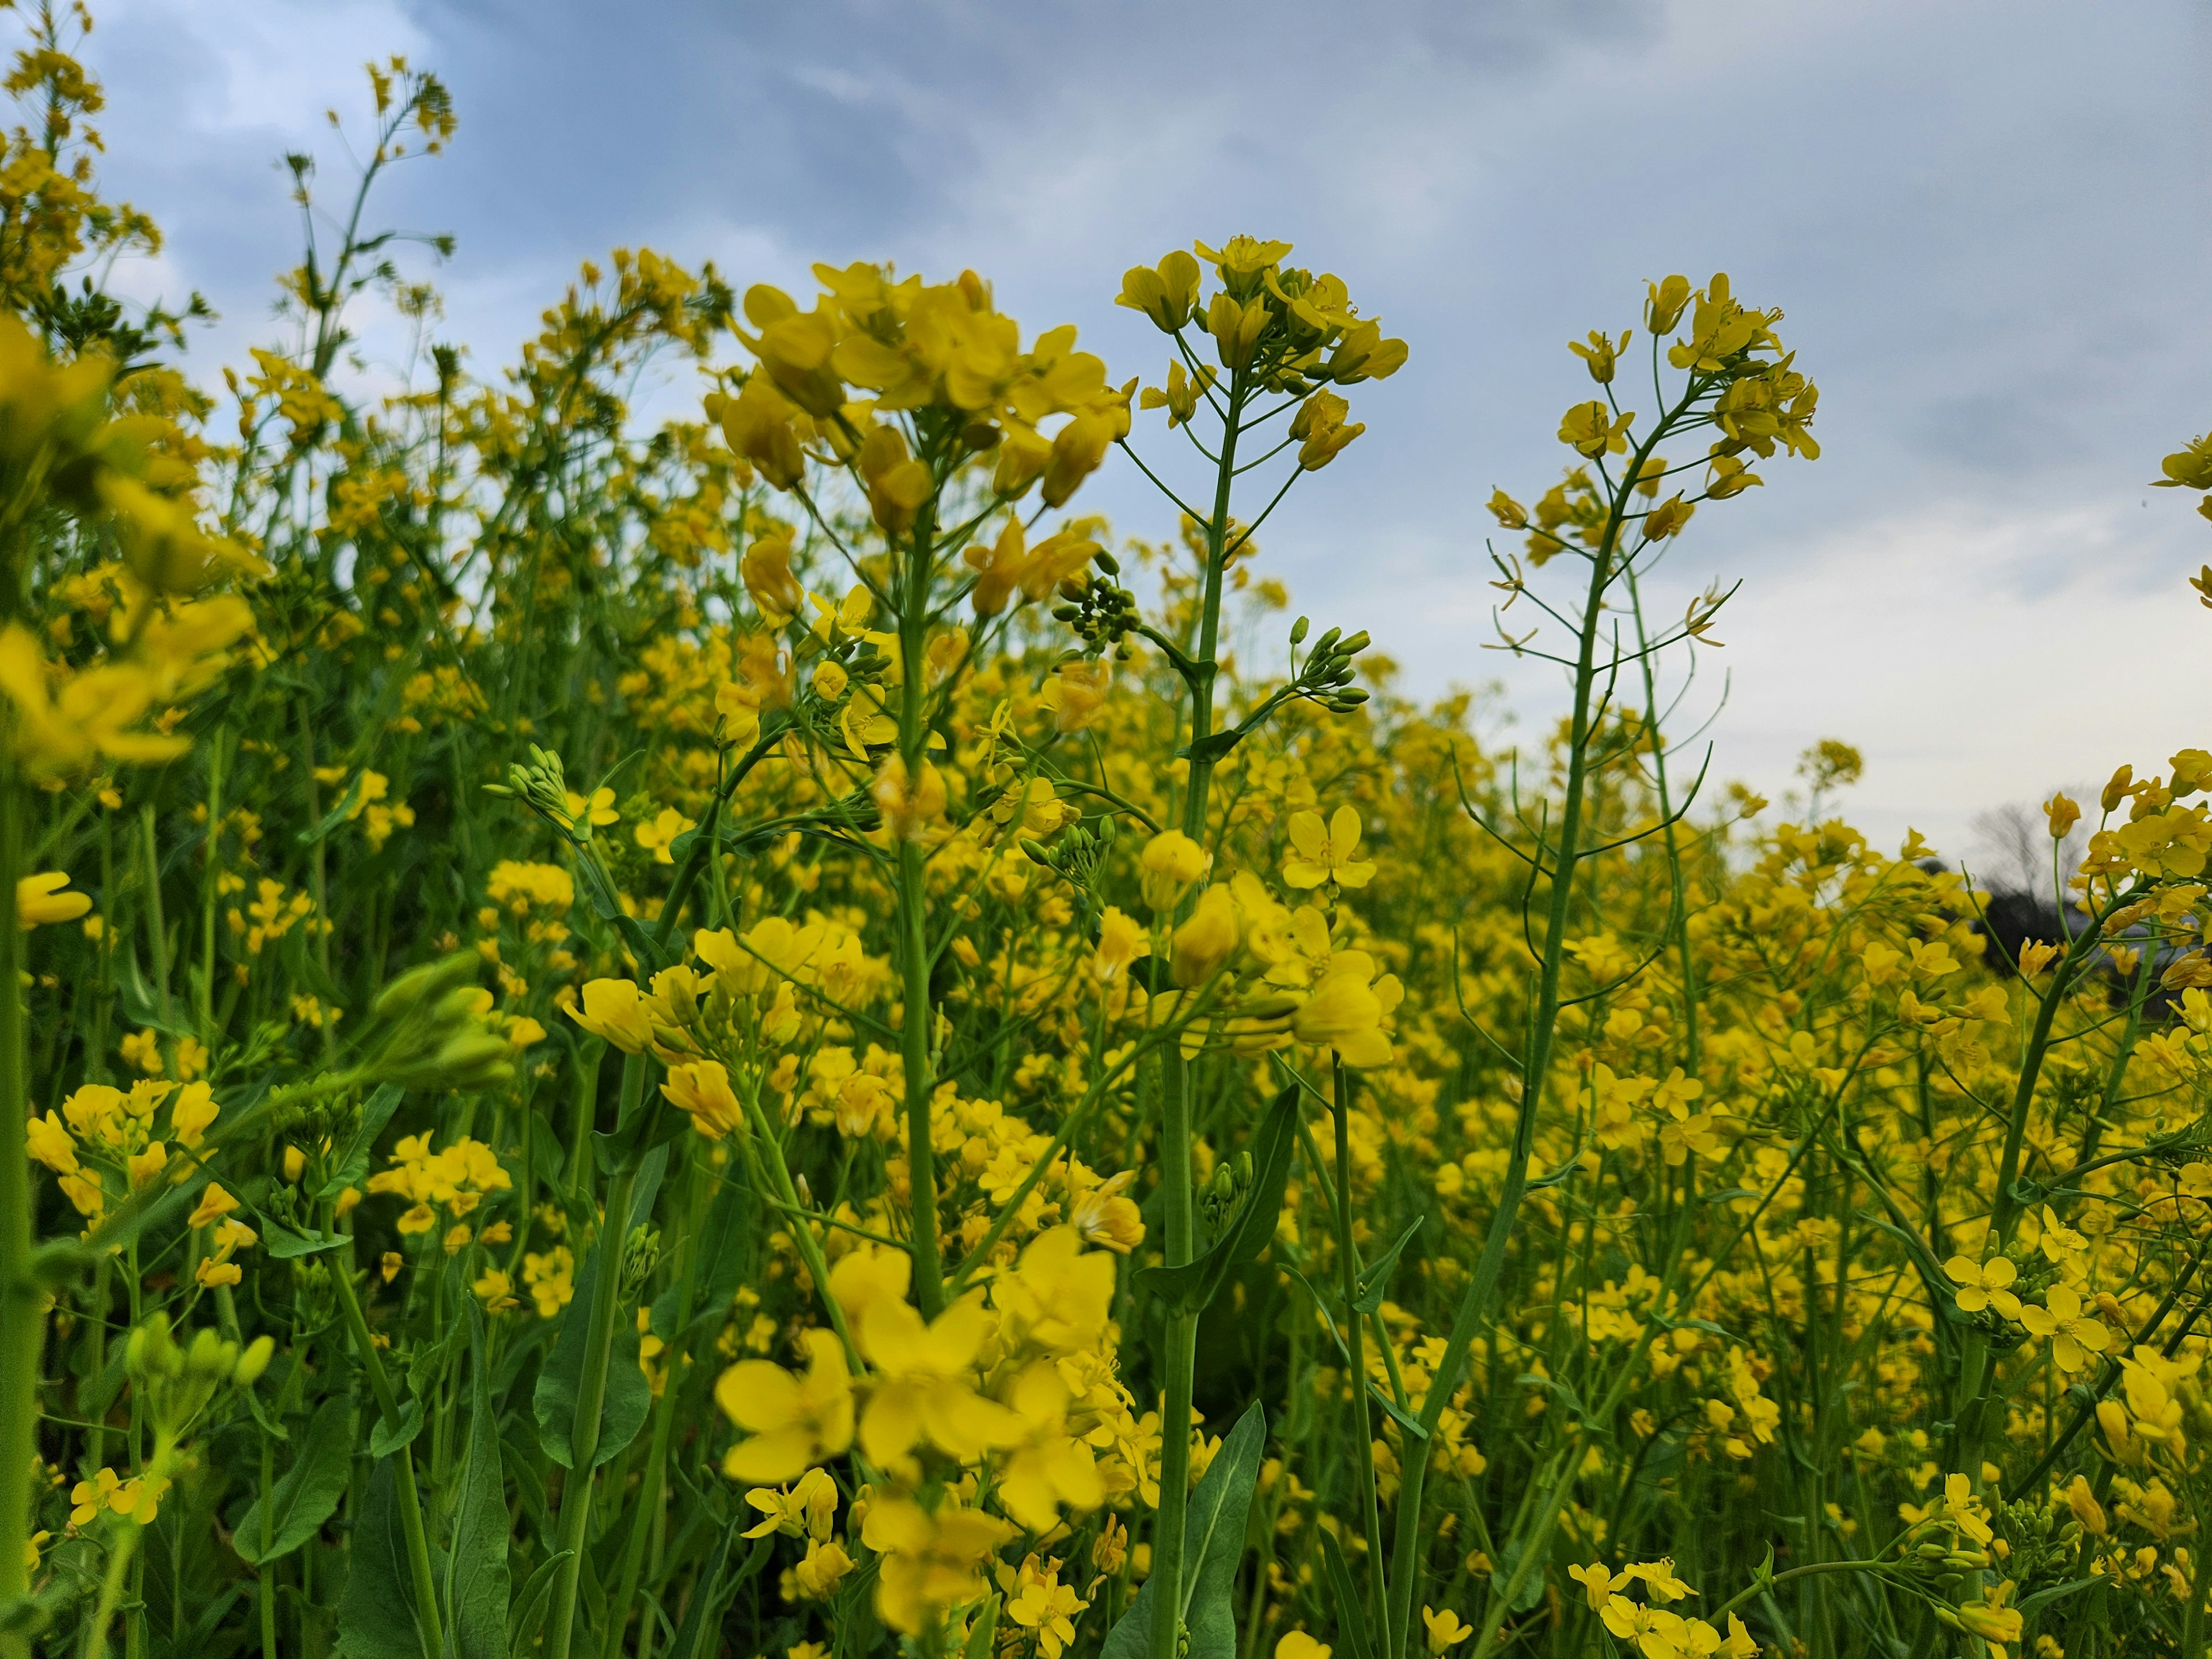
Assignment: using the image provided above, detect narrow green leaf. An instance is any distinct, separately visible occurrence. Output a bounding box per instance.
[505,1551,574,1658]
[1353,1213,1425,1315]
[1318,1531,1374,1659]
[1135,1085,1298,1316]
[368,1395,424,1460]
[233,1396,353,1565]
[296,772,371,847]
[444,1306,510,1659]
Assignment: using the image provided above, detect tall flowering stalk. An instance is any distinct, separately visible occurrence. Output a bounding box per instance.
[1112,236,1404,1657]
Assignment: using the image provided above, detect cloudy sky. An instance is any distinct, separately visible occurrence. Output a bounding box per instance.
[80,0,2212,863]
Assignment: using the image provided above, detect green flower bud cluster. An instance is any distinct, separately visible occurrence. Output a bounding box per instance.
[355,952,513,1092]
[124,1313,271,1433]
[1290,622,1370,715]
[1050,556,1138,661]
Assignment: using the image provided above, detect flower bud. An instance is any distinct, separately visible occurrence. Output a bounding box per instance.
[1171,887,1240,988]
[185,1328,238,1381]
[234,1336,275,1387]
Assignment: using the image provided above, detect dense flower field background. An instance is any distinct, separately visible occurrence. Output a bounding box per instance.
[9,12,2212,1659]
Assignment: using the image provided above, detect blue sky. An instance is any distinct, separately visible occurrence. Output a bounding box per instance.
[84,0,2212,862]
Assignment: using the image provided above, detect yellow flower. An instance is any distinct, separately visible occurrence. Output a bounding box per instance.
[633,805,696,865]
[70,1468,123,1527]
[717,1328,856,1484]
[1422,1607,1475,1654]
[1281,805,1376,891]
[1558,399,1634,458]
[741,1466,838,1541]
[524,1246,575,1317]
[1291,952,1398,1069]
[1004,1554,1089,1659]
[188,1183,238,1229]
[663,1059,746,1139]
[1275,1636,1332,1659]
[127,1141,167,1190]
[1091,906,1150,984]
[169,1082,218,1149]
[16,870,90,928]
[1627,1559,1695,1603]
[861,1494,1016,1635]
[1944,1255,2021,1321]
[854,1292,1018,1468]
[1170,887,1241,988]
[1045,657,1112,734]
[195,1257,241,1289]
[119,1028,163,1075]
[2037,1204,2088,1266]
[473,1268,520,1312]
[872,755,947,842]
[1600,1597,1685,1659]
[1567,1562,1623,1611]
[789,1537,855,1600]
[1138,829,1209,912]
[994,1363,1105,1530]
[566,978,653,1054]
[24,1110,77,1174]
[2020,1285,2111,1373]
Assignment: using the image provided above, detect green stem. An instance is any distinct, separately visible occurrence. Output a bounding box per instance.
[896,502,944,1320]
[1333,1062,1389,1642]
[0,778,39,1659]
[79,1512,147,1659]
[603,1150,706,1659]
[542,1052,647,1659]
[1386,438,1643,1659]
[1149,363,1248,1659]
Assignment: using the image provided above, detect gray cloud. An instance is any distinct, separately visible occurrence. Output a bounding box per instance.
[76,0,2212,851]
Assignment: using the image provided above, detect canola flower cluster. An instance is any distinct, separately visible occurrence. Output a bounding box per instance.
[13,19,2212,1659]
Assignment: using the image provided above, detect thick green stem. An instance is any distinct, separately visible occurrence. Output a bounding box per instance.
[1334,1063,1389,1641]
[897,506,944,1320]
[1149,364,1246,1659]
[543,1051,647,1659]
[0,779,39,1659]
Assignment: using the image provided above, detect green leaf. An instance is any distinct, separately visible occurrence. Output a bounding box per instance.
[334,1460,431,1659]
[505,1551,573,1659]
[963,1594,1001,1659]
[115,942,192,1040]
[368,1396,425,1461]
[1135,1085,1298,1316]
[528,1111,566,1188]
[1317,1531,1374,1659]
[1353,1213,1425,1315]
[315,1084,406,1202]
[1101,1402,1266,1659]
[233,1397,353,1565]
[1176,729,1243,766]
[533,1247,650,1469]
[444,1306,510,1659]
[2017,1574,2103,1620]
[296,772,370,847]
[262,1222,347,1260]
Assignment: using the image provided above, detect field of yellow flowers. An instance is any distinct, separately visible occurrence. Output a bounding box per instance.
[10,12,2212,1659]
